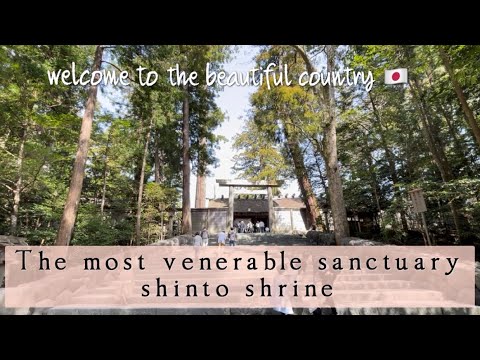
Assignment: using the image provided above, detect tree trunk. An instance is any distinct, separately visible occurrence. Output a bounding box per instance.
[368,93,408,232]
[436,103,477,175]
[312,150,329,231]
[437,103,464,151]
[134,117,153,244]
[410,78,453,181]
[410,77,469,243]
[310,147,329,205]
[56,45,103,246]
[181,89,192,234]
[168,212,174,237]
[366,150,383,224]
[160,211,164,241]
[195,136,207,208]
[154,149,161,184]
[439,47,480,148]
[195,174,206,208]
[323,45,350,243]
[291,45,349,237]
[11,126,26,235]
[154,134,164,184]
[100,128,111,216]
[283,122,320,229]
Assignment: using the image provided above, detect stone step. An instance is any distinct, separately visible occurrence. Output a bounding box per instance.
[333,289,445,303]
[334,280,413,290]
[40,306,480,315]
[29,305,480,316]
[66,287,447,308]
[70,293,124,304]
[0,288,33,315]
[336,306,480,315]
[334,274,395,282]
[42,307,230,315]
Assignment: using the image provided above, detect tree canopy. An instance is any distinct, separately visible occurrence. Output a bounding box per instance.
[0,45,479,247]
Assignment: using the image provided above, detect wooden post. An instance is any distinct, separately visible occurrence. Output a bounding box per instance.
[421,212,432,246]
[168,212,174,237]
[290,208,294,233]
[228,186,234,230]
[267,186,275,233]
[409,188,431,246]
[356,213,361,233]
[324,210,330,232]
[160,210,164,241]
[206,208,210,234]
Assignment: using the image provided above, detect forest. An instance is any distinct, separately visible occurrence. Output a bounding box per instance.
[0,45,479,249]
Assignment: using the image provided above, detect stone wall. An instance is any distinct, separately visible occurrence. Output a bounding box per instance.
[273,209,307,233]
[306,230,335,245]
[191,209,227,234]
[150,234,193,246]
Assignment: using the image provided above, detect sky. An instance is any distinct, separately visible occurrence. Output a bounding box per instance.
[190,45,300,203]
[98,45,300,205]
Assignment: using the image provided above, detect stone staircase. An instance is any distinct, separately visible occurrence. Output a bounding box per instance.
[2,260,479,315]
[2,234,479,315]
[232,233,308,246]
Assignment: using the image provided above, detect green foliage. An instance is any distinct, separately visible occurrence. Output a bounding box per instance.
[71,205,133,246]
[1,45,479,246]
[143,182,178,211]
[243,45,480,243]
[0,45,231,243]
[232,118,289,182]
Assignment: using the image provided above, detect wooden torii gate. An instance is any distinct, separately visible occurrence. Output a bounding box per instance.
[216,179,283,232]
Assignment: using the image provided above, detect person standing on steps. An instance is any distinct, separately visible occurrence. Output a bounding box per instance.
[193,231,202,259]
[217,229,226,246]
[201,227,209,247]
[228,227,237,246]
[193,232,202,247]
[239,220,245,233]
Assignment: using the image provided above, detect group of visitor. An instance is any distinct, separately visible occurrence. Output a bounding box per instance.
[193,219,274,247]
[217,228,237,246]
[192,228,209,247]
[192,227,237,247]
[236,220,269,233]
